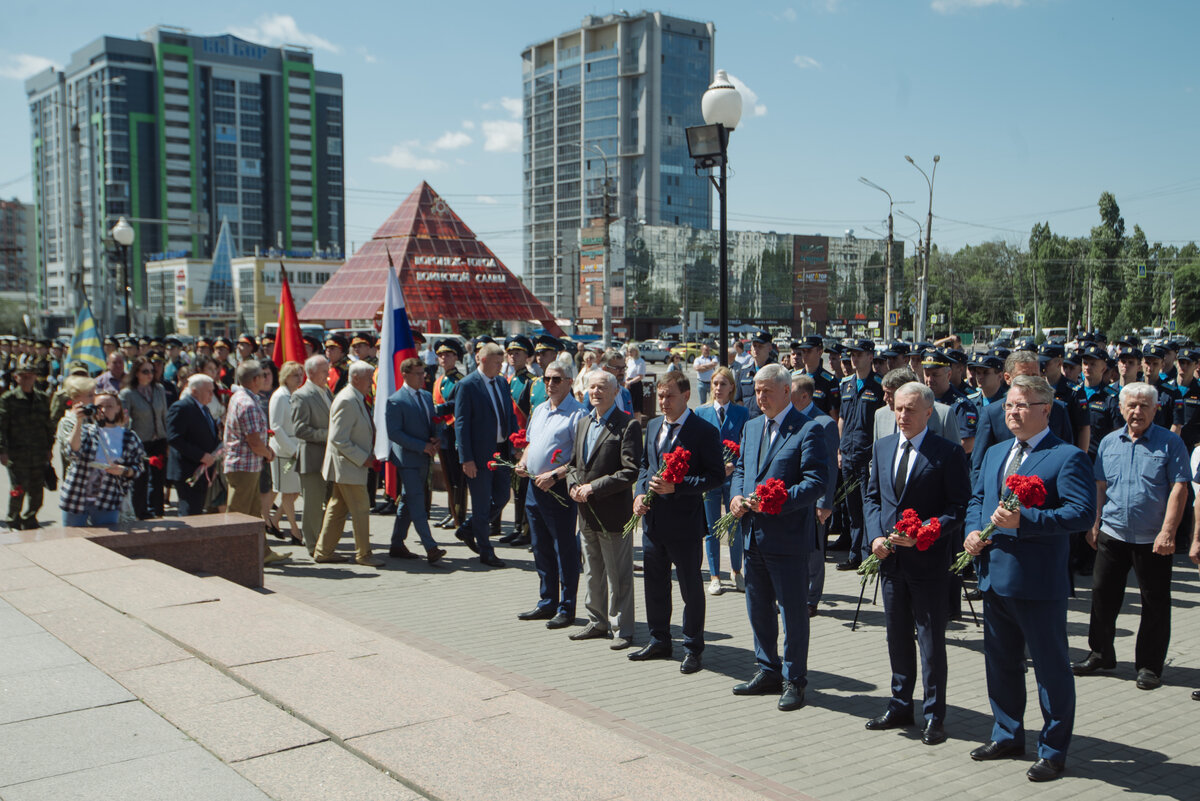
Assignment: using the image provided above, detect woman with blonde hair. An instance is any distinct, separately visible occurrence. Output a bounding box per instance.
[55,375,96,477]
[59,391,145,527]
[267,360,304,544]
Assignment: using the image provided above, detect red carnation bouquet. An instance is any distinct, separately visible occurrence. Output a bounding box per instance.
[721,439,740,464]
[623,446,691,537]
[859,510,943,584]
[550,448,563,465]
[508,429,529,450]
[951,474,1047,574]
[711,477,788,544]
[489,449,568,506]
[147,455,166,472]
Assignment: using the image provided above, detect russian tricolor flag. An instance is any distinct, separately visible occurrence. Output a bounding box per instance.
[373,248,419,460]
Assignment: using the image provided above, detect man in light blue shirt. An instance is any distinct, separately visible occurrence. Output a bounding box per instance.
[516,364,587,629]
[1074,382,1190,691]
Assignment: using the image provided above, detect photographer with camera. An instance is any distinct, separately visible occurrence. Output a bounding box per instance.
[59,390,145,527]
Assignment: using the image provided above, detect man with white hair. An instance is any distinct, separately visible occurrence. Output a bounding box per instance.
[166,373,221,516]
[313,361,384,567]
[223,359,287,565]
[292,355,333,554]
[1073,382,1189,692]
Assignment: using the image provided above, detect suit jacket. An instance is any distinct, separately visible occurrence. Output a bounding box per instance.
[386,386,435,469]
[967,431,1095,600]
[806,407,840,510]
[291,378,332,474]
[694,401,750,448]
[864,431,971,579]
[322,384,375,485]
[872,402,961,445]
[454,369,518,466]
[166,393,220,482]
[730,407,828,556]
[970,397,1075,487]
[567,407,643,534]
[635,412,724,539]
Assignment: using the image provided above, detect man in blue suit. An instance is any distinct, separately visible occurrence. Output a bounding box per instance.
[629,372,725,674]
[453,342,517,568]
[384,357,448,564]
[964,375,1096,782]
[863,382,970,745]
[166,373,222,516]
[729,364,827,711]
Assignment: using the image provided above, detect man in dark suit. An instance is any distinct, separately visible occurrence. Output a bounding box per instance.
[728,364,827,711]
[964,375,1096,782]
[567,370,643,649]
[453,342,517,568]
[384,357,448,564]
[791,374,840,615]
[629,372,724,673]
[166,373,222,516]
[863,381,970,745]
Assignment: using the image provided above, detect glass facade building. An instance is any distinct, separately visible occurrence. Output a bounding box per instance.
[521,12,715,319]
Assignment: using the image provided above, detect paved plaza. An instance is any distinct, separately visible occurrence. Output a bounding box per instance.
[3,474,1200,799]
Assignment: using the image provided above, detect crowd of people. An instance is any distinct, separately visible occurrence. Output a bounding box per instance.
[3,325,1199,783]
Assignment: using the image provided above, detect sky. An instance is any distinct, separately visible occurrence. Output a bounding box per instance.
[2,0,1198,278]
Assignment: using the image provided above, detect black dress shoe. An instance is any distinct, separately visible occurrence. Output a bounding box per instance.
[511,535,531,547]
[478,555,506,568]
[963,588,983,601]
[1072,652,1116,676]
[970,740,1025,761]
[732,671,784,696]
[1026,758,1065,782]
[388,544,419,559]
[546,612,572,629]
[1192,689,1200,701]
[778,681,805,711]
[1136,668,1162,690]
[679,653,702,674]
[628,642,673,661]
[455,527,479,554]
[835,558,862,571]
[517,606,554,620]
[865,710,915,730]
[922,720,947,745]
[497,531,519,544]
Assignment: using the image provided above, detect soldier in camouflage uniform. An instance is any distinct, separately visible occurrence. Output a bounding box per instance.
[0,358,54,529]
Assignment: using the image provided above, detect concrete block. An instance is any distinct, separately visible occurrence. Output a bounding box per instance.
[0,661,133,724]
[234,741,423,801]
[0,579,94,616]
[0,544,32,571]
[161,695,328,763]
[115,657,254,715]
[63,559,221,613]
[32,597,191,673]
[0,599,43,640]
[8,536,132,575]
[0,566,57,592]
[0,631,84,677]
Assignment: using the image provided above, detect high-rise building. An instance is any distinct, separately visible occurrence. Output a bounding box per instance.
[0,199,36,296]
[521,12,715,319]
[26,26,344,335]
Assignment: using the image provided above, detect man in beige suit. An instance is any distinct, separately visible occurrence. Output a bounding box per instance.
[313,361,383,566]
[292,355,333,555]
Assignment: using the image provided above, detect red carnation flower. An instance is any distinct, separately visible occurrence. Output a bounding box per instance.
[508,429,529,450]
[1006,474,1047,508]
[722,439,740,461]
[147,455,165,471]
[550,448,563,464]
[754,478,788,515]
[915,517,941,551]
[660,447,692,483]
[893,508,923,537]
[487,461,501,471]
[10,486,22,498]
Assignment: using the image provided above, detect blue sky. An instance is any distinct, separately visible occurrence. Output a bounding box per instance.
[2,0,1198,275]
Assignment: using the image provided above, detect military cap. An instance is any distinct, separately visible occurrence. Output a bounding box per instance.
[196,337,214,349]
[103,335,120,347]
[35,338,51,348]
[302,334,322,352]
[1062,348,1082,367]
[795,335,824,350]
[147,352,165,364]
[324,334,349,351]
[14,355,35,373]
[971,353,1005,370]
[788,340,803,351]
[824,341,843,355]
[258,333,275,346]
[921,349,952,368]
[944,348,968,365]
[412,331,426,344]
[1116,344,1143,360]
[435,338,465,358]
[122,337,139,348]
[1014,337,1037,353]
[504,334,533,353]
[213,337,233,350]
[163,336,182,348]
[846,339,875,353]
[748,329,773,345]
[889,340,911,355]
[874,350,892,362]
[912,341,934,353]
[1143,343,1169,360]
[471,335,495,350]
[67,360,91,376]
[139,336,155,346]
[1079,343,1108,362]
[839,349,853,363]
[991,346,1012,362]
[350,334,374,348]
[237,334,257,348]
[1178,348,1200,363]
[1038,343,1065,359]
[534,334,563,353]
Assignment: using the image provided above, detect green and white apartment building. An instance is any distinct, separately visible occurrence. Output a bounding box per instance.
[25,25,344,335]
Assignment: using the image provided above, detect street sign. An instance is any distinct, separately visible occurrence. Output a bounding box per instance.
[1170,320,1178,332]
[888,310,898,326]
[1138,264,1147,278]
[908,303,916,314]
[1015,313,1026,324]
[908,293,917,305]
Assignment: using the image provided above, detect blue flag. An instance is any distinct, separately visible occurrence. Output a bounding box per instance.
[69,305,106,375]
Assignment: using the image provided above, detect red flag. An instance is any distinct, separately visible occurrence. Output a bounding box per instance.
[272,262,306,368]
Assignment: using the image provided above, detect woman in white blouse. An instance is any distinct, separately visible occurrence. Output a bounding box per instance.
[268,361,304,544]
[625,345,648,415]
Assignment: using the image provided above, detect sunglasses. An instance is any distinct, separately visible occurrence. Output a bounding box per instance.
[545,375,565,384]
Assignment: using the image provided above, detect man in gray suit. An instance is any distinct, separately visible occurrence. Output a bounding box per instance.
[873,368,961,445]
[313,361,383,567]
[292,355,333,555]
[567,370,643,650]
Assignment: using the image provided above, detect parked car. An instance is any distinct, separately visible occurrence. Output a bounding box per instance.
[636,340,671,364]
[670,341,703,361]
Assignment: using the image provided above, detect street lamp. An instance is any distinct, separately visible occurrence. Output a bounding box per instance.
[858,178,898,341]
[111,216,135,334]
[905,154,940,343]
[686,69,742,367]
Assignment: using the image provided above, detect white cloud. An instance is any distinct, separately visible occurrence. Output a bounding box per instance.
[430,131,473,151]
[500,97,522,117]
[229,14,340,53]
[931,0,1023,12]
[793,55,822,70]
[462,120,476,130]
[782,7,798,21]
[475,195,500,205]
[725,74,767,118]
[356,46,377,64]
[482,120,522,152]
[0,53,58,80]
[370,142,447,171]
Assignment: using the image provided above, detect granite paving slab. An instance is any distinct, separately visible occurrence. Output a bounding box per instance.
[8,536,133,576]
[62,559,222,612]
[114,657,255,715]
[233,740,425,801]
[161,694,329,763]
[0,661,133,725]
[0,630,85,677]
[29,594,191,673]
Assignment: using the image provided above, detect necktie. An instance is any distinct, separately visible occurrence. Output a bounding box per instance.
[894,441,911,499]
[659,422,678,457]
[1003,441,1028,496]
[718,405,726,426]
[758,419,775,471]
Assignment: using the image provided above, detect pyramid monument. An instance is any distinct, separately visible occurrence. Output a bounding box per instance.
[300,182,561,335]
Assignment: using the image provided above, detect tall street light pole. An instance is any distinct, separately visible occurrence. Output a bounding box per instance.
[905,154,939,343]
[859,178,896,342]
[111,216,135,334]
[896,208,923,338]
[688,70,742,368]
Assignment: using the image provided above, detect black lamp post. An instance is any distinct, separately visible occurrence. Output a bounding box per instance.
[111,216,135,334]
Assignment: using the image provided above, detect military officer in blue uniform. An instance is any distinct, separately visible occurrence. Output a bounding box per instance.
[921,349,978,455]
[500,334,535,546]
[1173,348,1200,451]
[835,339,885,570]
[794,335,840,420]
[528,335,564,410]
[736,329,776,419]
[1140,343,1178,429]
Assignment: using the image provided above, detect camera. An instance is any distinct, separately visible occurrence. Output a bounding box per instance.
[80,403,97,418]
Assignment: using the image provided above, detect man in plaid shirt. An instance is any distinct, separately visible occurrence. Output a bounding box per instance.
[224,359,287,565]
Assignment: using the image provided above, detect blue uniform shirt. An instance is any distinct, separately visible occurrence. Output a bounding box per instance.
[838,372,884,465]
[938,386,978,439]
[1095,423,1190,544]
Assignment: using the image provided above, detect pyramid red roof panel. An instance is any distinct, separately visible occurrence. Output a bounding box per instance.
[300,183,559,334]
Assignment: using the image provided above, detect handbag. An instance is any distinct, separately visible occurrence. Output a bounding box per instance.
[44,463,58,491]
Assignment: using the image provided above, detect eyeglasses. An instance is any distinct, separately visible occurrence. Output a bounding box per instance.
[545,375,565,384]
[1002,402,1048,412]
